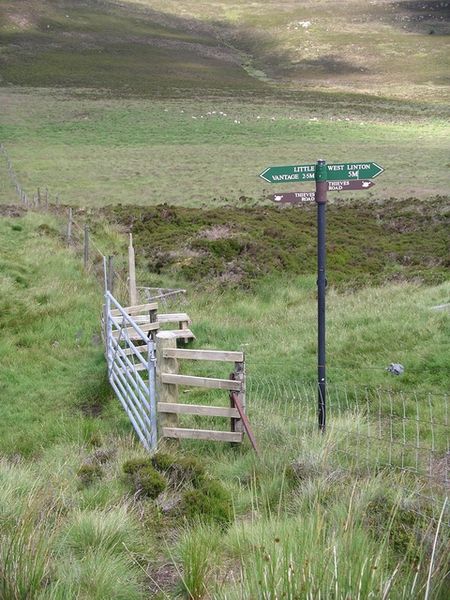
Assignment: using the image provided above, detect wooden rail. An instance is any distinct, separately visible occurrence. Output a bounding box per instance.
[157,402,240,418]
[162,427,243,443]
[161,373,242,391]
[163,348,244,362]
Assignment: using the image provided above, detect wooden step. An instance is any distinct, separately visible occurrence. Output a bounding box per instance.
[158,402,239,418]
[158,313,191,324]
[162,427,243,443]
[167,328,195,340]
[111,302,158,317]
[112,321,159,339]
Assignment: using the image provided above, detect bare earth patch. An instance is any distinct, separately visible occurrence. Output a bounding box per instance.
[0,205,26,217]
[198,225,234,240]
[8,14,34,30]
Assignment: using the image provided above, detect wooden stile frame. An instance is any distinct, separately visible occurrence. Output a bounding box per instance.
[155,335,254,447]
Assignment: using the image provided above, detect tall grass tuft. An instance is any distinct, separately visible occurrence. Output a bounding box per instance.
[175,522,221,599]
[62,505,142,557]
[0,513,54,600]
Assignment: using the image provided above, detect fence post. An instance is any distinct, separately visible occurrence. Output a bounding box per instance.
[104,292,112,370]
[83,224,89,269]
[45,188,49,210]
[107,255,115,295]
[149,305,158,341]
[231,359,246,435]
[67,207,73,245]
[128,233,138,306]
[156,331,179,446]
[37,187,41,208]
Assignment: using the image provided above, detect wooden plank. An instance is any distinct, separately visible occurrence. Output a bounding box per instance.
[158,313,191,323]
[163,348,244,362]
[157,402,240,418]
[161,373,241,391]
[162,427,243,443]
[112,321,159,339]
[111,302,158,317]
[167,329,195,340]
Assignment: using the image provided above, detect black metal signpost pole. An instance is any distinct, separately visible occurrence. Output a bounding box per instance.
[315,159,327,433]
[260,158,384,433]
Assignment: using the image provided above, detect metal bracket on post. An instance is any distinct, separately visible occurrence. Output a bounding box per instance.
[315,159,327,433]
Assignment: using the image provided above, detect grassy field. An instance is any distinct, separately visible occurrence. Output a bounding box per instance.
[0,211,448,598]
[1,89,449,206]
[0,0,449,207]
[0,0,449,597]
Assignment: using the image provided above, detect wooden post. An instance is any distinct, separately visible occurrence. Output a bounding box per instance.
[83,224,89,269]
[149,305,158,342]
[45,188,49,210]
[107,255,114,294]
[231,359,246,435]
[128,233,138,306]
[37,187,41,207]
[67,207,73,245]
[156,332,179,446]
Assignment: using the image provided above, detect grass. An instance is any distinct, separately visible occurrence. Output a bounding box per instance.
[0,0,449,596]
[1,91,449,206]
[0,210,448,598]
[0,0,449,208]
[0,212,130,456]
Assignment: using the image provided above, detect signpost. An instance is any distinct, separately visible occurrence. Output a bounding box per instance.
[260,158,384,433]
[271,191,315,203]
[315,161,327,433]
[327,179,374,191]
[270,180,376,203]
[259,162,383,184]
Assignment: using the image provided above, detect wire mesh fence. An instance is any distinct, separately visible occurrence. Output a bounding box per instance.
[246,377,449,521]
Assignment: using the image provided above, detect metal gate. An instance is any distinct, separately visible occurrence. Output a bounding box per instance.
[104,291,158,451]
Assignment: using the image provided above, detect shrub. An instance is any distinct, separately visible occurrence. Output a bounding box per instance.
[77,462,103,487]
[135,466,167,499]
[182,478,231,525]
[151,452,205,486]
[171,455,205,486]
[122,457,152,475]
[151,452,175,471]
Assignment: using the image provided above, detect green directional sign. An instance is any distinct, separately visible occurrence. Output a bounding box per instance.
[259,162,384,183]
